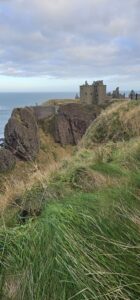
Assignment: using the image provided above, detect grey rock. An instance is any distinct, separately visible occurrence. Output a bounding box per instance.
[5,107,40,161]
[0,148,16,172]
[54,103,101,145]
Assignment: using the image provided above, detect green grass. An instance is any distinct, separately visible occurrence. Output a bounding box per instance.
[0,184,140,300]
[0,103,140,299]
[90,162,124,177]
[0,139,140,299]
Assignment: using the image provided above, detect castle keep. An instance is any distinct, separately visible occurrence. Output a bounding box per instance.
[80,80,106,105]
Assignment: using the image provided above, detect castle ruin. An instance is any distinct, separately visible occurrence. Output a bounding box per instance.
[112,87,125,99]
[129,90,140,100]
[80,80,106,105]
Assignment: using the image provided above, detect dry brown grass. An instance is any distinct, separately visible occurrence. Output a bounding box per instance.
[0,130,72,212]
[42,98,80,106]
[121,105,140,137]
[73,169,115,191]
[0,162,57,212]
[54,147,123,195]
[82,100,140,147]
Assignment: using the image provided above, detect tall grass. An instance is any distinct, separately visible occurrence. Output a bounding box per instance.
[0,101,140,299]
[82,100,140,147]
[0,170,140,299]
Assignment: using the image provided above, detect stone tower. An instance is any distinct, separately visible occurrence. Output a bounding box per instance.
[80,80,106,105]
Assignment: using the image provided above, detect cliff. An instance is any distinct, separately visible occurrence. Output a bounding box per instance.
[5,107,40,160]
[40,103,101,145]
[0,102,101,172]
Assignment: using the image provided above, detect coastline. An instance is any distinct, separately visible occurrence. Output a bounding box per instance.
[0,92,76,139]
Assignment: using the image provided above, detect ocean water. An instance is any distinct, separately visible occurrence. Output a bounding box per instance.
[0,92,75,139]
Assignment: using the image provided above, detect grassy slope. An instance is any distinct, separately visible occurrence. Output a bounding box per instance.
[0,129,72,211]
[0,101,140,300]
[82,100,140,147]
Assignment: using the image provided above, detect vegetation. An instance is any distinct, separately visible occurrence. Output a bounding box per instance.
[42,98,79,106]
[0,101,140,299]
[82,100,140,147]
[0,129,72,211]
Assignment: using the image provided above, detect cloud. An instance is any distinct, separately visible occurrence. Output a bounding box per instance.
[0,0,140,88]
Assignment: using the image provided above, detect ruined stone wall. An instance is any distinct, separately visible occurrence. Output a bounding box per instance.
[80,82,106,105]
[96,85,106,105]
[80,85,94,104]
[136,94,140,100]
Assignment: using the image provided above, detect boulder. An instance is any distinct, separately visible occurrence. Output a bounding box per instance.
[0,148,16,172]
[5,107,40,161]
[54,103,101,145]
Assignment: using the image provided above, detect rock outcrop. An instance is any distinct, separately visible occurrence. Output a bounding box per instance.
[54,103,101,145]
[0,102,101,173]
[0,148,16,172]
[5,107,40,161]
[3,102,101,170]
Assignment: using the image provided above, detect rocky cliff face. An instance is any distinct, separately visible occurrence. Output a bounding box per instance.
[5,107,40,161]
[0,102,101,173]
[54,103,101,145]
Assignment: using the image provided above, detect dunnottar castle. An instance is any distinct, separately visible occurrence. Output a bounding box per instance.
[80,80,106,105]
[1,79,140,171]
[79,80,140,105]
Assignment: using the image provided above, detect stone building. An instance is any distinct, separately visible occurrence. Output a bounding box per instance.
[136,94,140,100]
[129,90,140,100]
[80,80,106,105]
[112,87,125,99]
[129,90,136,100]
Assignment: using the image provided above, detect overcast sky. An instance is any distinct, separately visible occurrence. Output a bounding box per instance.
[0,0,140,92]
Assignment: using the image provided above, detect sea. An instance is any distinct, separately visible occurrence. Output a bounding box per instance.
[0,92,75,139]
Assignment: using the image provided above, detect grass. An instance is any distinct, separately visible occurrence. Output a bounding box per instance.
[0,101,140,299]
[42,99,79,106]
[0,136,140,299]
[91,162,124,177]
[0,184,140,299]
[0,130,72,211]
[82,100,140,147]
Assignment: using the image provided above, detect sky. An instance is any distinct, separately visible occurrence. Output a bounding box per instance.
[0,0,140,92]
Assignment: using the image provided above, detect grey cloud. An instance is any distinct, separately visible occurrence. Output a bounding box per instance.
[0,0,140,86]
